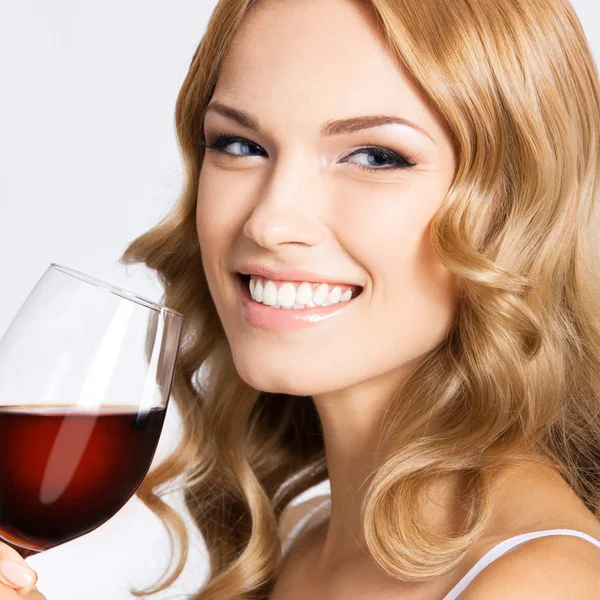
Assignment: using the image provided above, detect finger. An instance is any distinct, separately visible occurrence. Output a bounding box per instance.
[0,586,23,600]
[0,552,38,597]
[0,583,45,600]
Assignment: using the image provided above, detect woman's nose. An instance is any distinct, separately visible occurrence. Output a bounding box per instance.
[242,163,327,250]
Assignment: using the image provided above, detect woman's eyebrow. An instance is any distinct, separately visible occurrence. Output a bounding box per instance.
[203,101,436,145]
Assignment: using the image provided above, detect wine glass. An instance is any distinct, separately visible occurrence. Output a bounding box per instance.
[0,263,183,559]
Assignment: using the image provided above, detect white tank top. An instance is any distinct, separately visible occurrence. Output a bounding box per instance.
[281,497,600,598]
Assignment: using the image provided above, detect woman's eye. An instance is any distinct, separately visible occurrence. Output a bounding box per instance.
[200,135,417,172]
[200,135,267,158]
[342,147,417,172]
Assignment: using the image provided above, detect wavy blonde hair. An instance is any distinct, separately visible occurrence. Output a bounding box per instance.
[120,0,600,598]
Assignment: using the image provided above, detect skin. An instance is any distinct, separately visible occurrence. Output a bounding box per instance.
[196,0,600,596]
[0,542,43,599]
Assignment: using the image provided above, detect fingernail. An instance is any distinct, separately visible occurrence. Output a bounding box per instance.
[0,560,35,588]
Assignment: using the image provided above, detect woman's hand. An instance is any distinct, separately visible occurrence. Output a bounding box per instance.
[0,543,45,599]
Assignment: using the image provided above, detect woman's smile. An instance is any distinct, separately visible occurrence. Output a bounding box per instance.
[236,272,364,332]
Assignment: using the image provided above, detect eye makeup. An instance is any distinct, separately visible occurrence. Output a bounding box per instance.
[199,134,418,173]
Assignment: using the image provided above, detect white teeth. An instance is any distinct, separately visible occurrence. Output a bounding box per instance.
[295,282,313,305]
[312,284,329,306]
[262,280,278,306]
[328,286,342,304]
[277,282,297,308]
[246,275,360,309]
[254,279,263,302]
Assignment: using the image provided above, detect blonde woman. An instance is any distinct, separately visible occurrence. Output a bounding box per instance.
[4,0,600,598]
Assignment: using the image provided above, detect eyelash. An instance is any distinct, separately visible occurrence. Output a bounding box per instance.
[198,134,418,173]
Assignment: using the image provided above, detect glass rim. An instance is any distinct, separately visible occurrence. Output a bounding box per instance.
[50,263,183,319]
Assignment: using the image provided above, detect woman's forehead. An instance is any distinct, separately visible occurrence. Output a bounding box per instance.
[211,1,443,145]
[224,2,388,76]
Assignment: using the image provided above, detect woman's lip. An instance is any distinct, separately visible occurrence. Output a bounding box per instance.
[236,274,359,331]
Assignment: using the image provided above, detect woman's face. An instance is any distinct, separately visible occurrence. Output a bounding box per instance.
[197,0,458,398]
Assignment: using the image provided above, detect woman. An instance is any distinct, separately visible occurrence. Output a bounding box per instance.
[3,0,600,598]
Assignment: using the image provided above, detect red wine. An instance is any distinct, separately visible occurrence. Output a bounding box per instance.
[0,405,166,556]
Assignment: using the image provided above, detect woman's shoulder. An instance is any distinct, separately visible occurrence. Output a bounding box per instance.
[456,462,600,598]
[457,530,600,598]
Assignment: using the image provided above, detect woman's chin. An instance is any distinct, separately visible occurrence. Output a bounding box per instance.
[238,370,314,397]
[231,359,322,397]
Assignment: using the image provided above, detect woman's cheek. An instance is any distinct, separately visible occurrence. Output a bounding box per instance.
[196,173,244,245]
